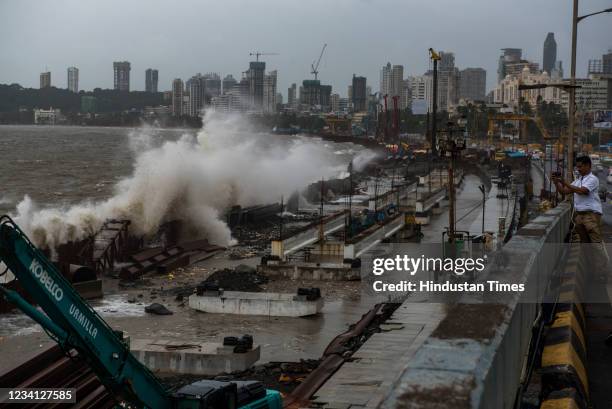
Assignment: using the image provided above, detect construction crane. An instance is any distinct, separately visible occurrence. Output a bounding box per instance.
[487,113,552,146]
[311,43,327,80]
[249,51,279,62]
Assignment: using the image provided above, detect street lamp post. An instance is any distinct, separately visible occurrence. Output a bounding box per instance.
[568,0,612,180]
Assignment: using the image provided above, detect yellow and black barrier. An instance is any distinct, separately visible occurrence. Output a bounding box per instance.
[540,388,586,409]
[540,243,589,407]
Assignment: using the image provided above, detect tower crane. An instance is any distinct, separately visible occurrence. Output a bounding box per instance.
[249,51,279,62]
[311,44,327,80]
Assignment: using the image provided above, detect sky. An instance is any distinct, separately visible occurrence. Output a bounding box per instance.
[1,0,611,98]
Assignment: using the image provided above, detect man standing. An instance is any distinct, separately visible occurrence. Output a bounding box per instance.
[552,155,607,275]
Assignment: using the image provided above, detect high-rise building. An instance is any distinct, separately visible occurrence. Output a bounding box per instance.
[352,75,367,112]
[380,63,392,97]
[380,63,404,101]
[543,33,557,75]
[113,61,131,91]
[288,83,297,109]
[263,70,278,113]
[400,79,411,110]
[588,50,612,75]
[40,71,51,89]
[172,79,184,116]
[433,51,455,111]
[320,85,332,110]
[301,80,321,108]
[497,48,522,83]
[560,78,608,111]
[504,60,540,78]
[67,67,78,93]
[222,75,237,94]
[203,73,222,104]
[246,61,266,110]
[458,68,486,102]
[188,76,203,117]
[145,69,158,93]
[330,93,340,112]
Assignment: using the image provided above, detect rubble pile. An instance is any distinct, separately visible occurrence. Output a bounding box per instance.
[202,265,268,292]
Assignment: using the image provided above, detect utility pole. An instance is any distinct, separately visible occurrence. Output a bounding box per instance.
[568,0,578,181]
[478,185,486,235]
[438,120,466,243]
[279,196,284,241]
[567,1,612,179]
[429,49,441,156]
[426,111,432,194]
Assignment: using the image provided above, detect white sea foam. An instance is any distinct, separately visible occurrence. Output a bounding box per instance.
[11,111,376,249]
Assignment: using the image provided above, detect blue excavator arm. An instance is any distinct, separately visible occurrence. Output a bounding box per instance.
[0,215,172,409]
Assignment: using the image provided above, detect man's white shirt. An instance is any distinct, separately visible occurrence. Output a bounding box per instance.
[571,172,602,214]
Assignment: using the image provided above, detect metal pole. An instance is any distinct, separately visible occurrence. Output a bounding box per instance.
[432,59,439,156]
[279,196,284,240]
[481,185,486,235]
[568,0,578,181]
[427,111,432,194]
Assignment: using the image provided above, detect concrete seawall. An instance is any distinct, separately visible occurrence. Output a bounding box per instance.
[381,203,572,409]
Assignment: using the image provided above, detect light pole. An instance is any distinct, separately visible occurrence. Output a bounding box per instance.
[567,0,612,180]
[478,185,486,235]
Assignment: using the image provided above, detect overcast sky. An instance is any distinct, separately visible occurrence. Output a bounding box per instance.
[1,0,611,98]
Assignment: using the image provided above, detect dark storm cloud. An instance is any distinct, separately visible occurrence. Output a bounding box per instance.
[1,0,610,96]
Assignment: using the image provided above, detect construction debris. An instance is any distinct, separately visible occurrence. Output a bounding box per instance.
[202,266,268,292]
[145,303,173,315]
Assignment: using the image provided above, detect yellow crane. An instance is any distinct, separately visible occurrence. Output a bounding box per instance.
[487,113,553,146]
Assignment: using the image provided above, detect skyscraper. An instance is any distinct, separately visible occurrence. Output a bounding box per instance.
[380,63,392,97]
[188,76,203,117]
[113,61,131,91]
[67,67,78,93]
[498,48,522,83]
[247,61,266,110]
[172,79,184,116]
[145,69,158,93]
[222,75,237,94]
[203,73,221,104]
[301,80,321,108]
[288,83,297,109]
[263,70,278,113]
[437,52,455,111]
[543,33,557,74]
[458,68,486,102]
[380,63,404,102]
[352,74,367,112]
[40,71,51,89]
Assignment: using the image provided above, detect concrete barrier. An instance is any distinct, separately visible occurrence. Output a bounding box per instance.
[189,291,324,317]
[271,211,347,260]
[344,214,406,259]
[381,202,572,409]
[130,339,260,375]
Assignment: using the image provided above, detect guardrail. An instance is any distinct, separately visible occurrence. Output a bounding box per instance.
[381,203,572,409]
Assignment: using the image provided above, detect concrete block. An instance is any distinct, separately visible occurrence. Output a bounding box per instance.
[189,291,324,317]
[130,339,260,375]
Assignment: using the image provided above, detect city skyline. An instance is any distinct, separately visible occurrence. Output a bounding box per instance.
[1,0,610,97]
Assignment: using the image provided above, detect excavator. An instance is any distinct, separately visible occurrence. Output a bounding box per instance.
[0,215,282,409]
